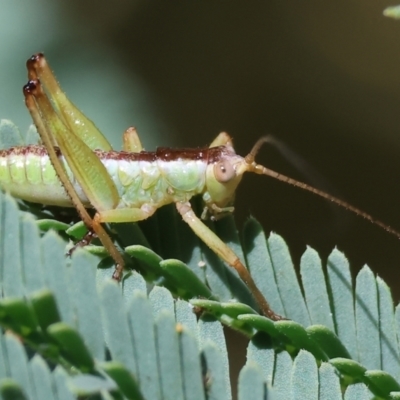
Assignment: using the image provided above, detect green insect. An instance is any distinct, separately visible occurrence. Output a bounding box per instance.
[1,54,399,321]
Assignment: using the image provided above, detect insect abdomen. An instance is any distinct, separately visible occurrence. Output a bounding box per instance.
[0,145,88,207]
[0,145,209,209]
[102,156,208,208]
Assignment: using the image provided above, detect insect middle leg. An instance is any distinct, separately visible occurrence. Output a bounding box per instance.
[122,127,143,152]
[209,132,233,148]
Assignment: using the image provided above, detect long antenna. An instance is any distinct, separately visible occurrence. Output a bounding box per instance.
[246,137,400,240]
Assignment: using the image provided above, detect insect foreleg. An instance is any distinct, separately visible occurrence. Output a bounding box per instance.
[175,201,283,321]
[200,203,235,221]
[122,127,143,152]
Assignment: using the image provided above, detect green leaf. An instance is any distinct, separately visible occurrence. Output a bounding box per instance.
[125,244,163,271]
[329,358,366,381]
[1,192,24,297]
[271,351,293,398]
[69,250,104,360]
[246,336,275,385]
[291,350,319,400]
[149,285,175,315]
[326,249,357,359]
[201,342,230,400]
[65,220,87,239]
[364,370,400,398]
[237,363,267,400]
[176,327,206,400]
[355,266,380,370]
[275,320,327,361]
[100,281,138,375]
[24,124,40,145]
[300,247,334,330]
[318,362,342,400]
[343,382,370,399]
[306,324,351,359]
[30,355,59,400]
[53,366,76,400]
[243,218,284,316]
[160,259,214,299]
[266,233,311,325]
[30,290,61,331]
[67,374,116,396]
[154,312,185,400]
[238,313,280,338]
[47,323,95,372]
[377,277,399,378]
[20,214,44,293]
[0,120,24,148]
[101,362,144,400]
[127,291,162,400]
[36,219,70,233]
[0,297,39,336]
[3,334,39,397]
[0,378,28,400]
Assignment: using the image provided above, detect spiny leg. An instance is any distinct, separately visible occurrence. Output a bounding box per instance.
[25,79,119,211]
[24,81,93,229]
[26,53,111,151]
[67,230,98,256]
[176,201,284,320]
[23,80,126,280]
[122,127,143,152]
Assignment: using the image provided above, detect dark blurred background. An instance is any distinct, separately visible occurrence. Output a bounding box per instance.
[2,2,400,298]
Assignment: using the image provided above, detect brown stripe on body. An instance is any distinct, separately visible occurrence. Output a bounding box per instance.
[0,145,50,157]
[95,146,229,163]
[0,144,231,164]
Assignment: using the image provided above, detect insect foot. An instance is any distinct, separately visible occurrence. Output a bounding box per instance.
[66,230,98,258]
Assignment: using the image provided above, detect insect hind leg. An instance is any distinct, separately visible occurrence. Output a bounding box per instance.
[24,80,126,279]
[23,79,95,231]
[26,53,111,151]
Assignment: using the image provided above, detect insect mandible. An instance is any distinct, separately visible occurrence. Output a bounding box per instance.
[1,53,400,321]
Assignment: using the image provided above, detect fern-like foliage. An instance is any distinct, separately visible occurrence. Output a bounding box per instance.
[1,120,400,399]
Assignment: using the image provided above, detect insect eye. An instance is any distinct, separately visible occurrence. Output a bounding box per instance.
[214,160,236,183]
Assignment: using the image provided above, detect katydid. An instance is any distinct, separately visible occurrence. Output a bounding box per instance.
[1,53,400,321]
